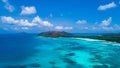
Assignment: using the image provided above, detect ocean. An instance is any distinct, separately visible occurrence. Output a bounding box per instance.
[0,34,120,68]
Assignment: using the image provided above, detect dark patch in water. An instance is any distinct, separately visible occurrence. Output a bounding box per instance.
[54,47,64,51]
[94,54,103,60]
[65,52,75,56]
[66,64,84,68]
[51,66,60,68]
[49,61,56,65]
[68,45,97,52]
[28,63,41,67]
[90,47,120,68]
[110,65,120,68]
[4,65,27,68]
[62,57,76,64]
[93,64,109,68]
[61,57,84,68]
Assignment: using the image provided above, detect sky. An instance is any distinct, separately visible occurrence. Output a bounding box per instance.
[0,0,120,33]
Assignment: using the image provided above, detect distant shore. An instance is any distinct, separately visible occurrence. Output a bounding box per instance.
[38,31,120,43]
[78,36,120,43]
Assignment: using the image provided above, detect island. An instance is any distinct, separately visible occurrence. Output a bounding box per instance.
[38,31,74,38]
[38,31,120,43]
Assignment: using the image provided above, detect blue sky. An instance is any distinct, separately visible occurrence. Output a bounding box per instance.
[0,0,120,33]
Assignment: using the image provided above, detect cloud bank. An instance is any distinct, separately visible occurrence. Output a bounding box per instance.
[2,0,14,12]
[20,6,37,15]
[76,20,87,24]
[98,2,116,10]
[1,16,53,27]
[55,26,73,30]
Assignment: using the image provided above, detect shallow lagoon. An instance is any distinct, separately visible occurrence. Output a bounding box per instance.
[0,34,120,68]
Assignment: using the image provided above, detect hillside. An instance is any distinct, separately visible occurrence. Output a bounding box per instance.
[38,31,73,38]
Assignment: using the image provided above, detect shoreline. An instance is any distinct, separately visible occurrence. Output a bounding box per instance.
[38,31,120,44]
[38,36,120,44]
[74,37,120,44]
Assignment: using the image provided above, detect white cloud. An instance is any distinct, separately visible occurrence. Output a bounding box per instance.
[32,16,53,27]
[1,16,35,27]
[18,19,36,27]
[76,20,87,24]
[100,17,112,27]
[55,26,73,30]
[32,16,42,23]
[91,17,120,31]
[55,26,63,30]
[113,24,120,30]
[75,17,118,31]
[99,26,113,31]
[2,0,14,12]
[98,2,116,10]
[1,16,15,24]
[4,3,14,12]
[42,21,53,27]
[21,6,37,15]
[1,16,53,27]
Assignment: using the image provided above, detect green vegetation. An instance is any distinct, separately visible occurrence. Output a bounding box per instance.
[38,31,120,43]
[80,36,120,43]
[38,31,73,38]
[83,34,120,43]
[78,33,120,43]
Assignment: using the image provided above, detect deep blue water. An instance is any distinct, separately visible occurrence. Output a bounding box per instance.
[0,34,120,68]
[0,34,39,62]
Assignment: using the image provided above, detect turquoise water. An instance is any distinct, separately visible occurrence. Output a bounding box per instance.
[0,34,120,68]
